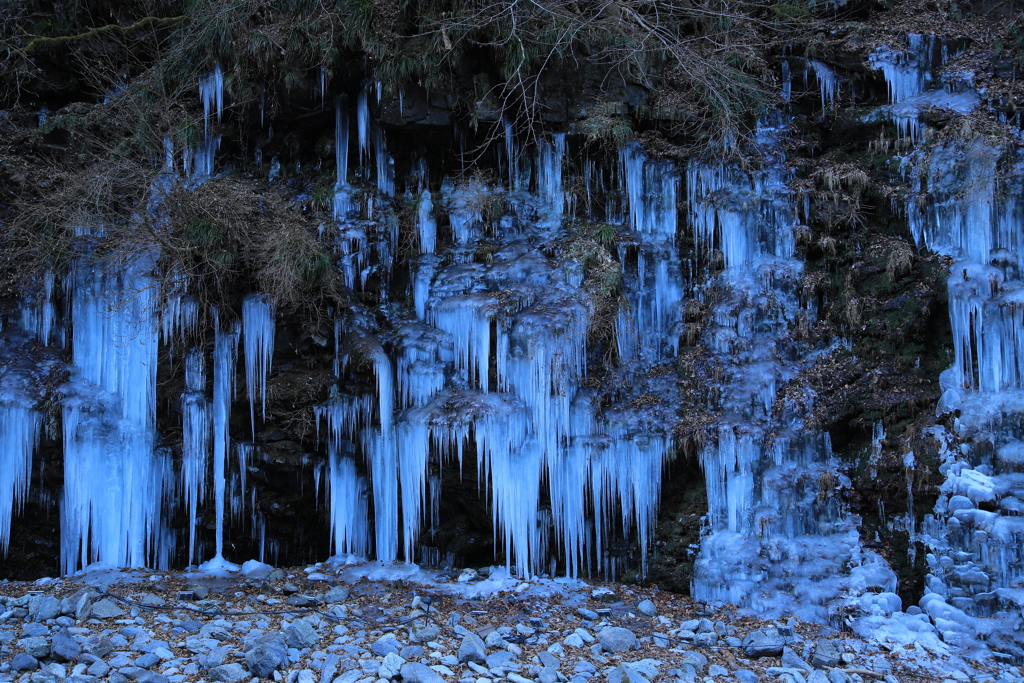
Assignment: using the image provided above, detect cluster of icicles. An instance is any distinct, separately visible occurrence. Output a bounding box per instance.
[0,70,683,579]
[0,53,911,628]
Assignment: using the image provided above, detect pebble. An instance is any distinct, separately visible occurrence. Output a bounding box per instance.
[636,600,656,617]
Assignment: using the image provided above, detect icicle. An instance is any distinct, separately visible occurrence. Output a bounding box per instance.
[536,133,565,221]
[242,294,275,438]
[357,89,370,166]
[181,348,209,567]
[61,254,170,573]
[193,65,225,182]
[209,318,240,567]
[373,128,395,197]
[504,117,518,191]
[0,395,41,556]
[808,60,838,110]
[20,271,56,346]
[417,190,436,254]
[328,445,370,556]
[334,96,356,220]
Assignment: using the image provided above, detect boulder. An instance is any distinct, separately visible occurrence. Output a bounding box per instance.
[742,628,785,658]
[458,633,486,664]
[597,627,637,653]
[399,662,446,683]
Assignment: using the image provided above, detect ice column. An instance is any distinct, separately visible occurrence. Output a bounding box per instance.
[61,255,169,573]
[0,394,41,555]
[181,348,210,566]
[193,65,224,181]
[210,319,240,566]
[242,294,275,438]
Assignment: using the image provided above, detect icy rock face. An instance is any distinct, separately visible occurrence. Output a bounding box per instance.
[689,124,893,621]
[908,138,1024,651]
[868,34,975,142]
[317,134,676,577]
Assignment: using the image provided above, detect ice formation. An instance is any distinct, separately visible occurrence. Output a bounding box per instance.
[0,366,42,555]
[211,319,240,565]
[61,253,171,574]
[869,34,974,141]
[906,136,1024,651]
[242,294,275,438]
[688,122,895,621]
[313,129,675,578]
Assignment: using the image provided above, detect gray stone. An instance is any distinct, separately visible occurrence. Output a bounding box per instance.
[484,630,507,648]
[379,652,406,680]
[811,640,841,669]
[51,629,82,662]
[734,670,759,683]
[693,631,717,647]
[696,618,714,634]
[707,664,728,677]
[87,659,111,677]
[187,584,211,599]
[286,619,319,649]
[652,633,671,647]
[75,594,93,622]
[399,645,423,659]
[210,663,250,683]
[109,653,134,667]
[606,666,648,683]
[286,594,316,607]
[399,662,445,683]
[408,622,440,643]
[458,634,486,664]
[575,661,597,674]
[485,650,516,668]
[808,671,829,683]
[782,647,813,673]
[540,668,559,683]
[135,672,170,683]
[577,608,599,620]
[563,633,584,648]
[680,651,707,672]
[21,636,50,658]
[83,634,114,658]
[29,595,61,622]
[200,624,233,642]
[325,586,350,604]
[742,628,785,658]
[139,593,165,607]
[245,634,288,678]
[13,653,39,672]
[135,652,160,669]
[90,598,125,619]
[371,635,402,657]
[537,651,560,670]
[360,659,380,675]
[597,627,636,653]
[636,600,656,617]
[109,674,129,683]
[319,654,340,683]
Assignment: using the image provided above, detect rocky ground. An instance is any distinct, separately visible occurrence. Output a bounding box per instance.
[0,559,1018,683]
